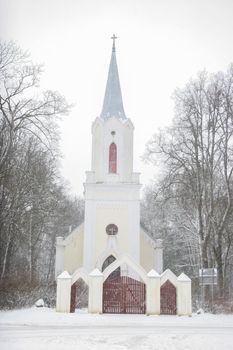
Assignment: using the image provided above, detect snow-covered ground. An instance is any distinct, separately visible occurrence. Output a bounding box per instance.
[0,307,233,350]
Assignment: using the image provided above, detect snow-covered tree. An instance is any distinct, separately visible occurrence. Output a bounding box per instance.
[0,41,84,288]
[144,66,233,299]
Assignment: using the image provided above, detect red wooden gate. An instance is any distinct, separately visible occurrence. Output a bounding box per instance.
[103,276,146,314]
[70,283,76,313]
[160,280,176,315]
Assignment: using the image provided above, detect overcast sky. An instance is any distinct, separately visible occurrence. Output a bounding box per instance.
[1,0,233,196]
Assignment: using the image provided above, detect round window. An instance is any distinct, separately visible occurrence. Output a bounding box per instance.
[106,224,118,235]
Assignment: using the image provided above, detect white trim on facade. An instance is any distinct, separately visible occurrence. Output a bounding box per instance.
[102,254,148,284]
[95,235,122,270]
[160,269,178,287]
[71,267,89,285]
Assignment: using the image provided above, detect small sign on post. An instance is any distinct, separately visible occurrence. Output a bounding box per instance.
[199,268,217,309]
[199,268,217,285]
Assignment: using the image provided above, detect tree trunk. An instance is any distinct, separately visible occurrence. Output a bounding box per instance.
[28,212,32,284]
[0,227,12,281]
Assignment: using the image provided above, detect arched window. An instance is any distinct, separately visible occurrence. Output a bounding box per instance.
[102,255,116,271]
[102,255,120,281]
[109,143,117,173]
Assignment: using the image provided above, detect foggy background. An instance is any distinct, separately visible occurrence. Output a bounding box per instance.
[1,0,233,195]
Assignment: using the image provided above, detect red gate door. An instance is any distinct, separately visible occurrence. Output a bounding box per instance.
[124,276,146,314]
[160,280,176,315]
[103,276,146,314]
[70,283,76,313]
[103,276,123,313]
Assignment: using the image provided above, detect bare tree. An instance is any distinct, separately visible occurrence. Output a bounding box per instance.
[0,41,69,179]
[141,185,200,278]
[0,41,73,283]
[145,66,233,299]
[0,42,86,310]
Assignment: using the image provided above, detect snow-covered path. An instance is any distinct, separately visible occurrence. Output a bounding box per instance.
[0,308,233,350]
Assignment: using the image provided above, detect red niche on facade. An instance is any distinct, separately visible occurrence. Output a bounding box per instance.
[109,142,117,173]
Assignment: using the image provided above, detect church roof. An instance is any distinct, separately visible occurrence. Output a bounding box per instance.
[100,35,127,120]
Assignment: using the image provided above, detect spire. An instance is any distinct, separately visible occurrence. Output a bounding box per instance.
[100,35,127,120]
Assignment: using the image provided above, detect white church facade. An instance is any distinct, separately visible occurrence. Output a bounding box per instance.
[55,36,192,316]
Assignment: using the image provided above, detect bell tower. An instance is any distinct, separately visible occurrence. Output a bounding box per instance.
[83,36,141,271]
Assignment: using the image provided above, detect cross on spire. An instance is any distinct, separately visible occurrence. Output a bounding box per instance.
[111,34,117,52]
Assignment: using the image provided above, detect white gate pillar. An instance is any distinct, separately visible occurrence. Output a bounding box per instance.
[88,268,103,313]
[177,273,192,316]
[146,269,160,315]
[56,271,72,313]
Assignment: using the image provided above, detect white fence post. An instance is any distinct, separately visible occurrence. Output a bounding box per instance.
[56,271,72,313]
[88,268,104,313]
[177,273,192,316]
[146,269,160,315]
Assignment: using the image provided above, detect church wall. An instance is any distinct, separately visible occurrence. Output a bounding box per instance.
[92,120,104,181]
[84,184,141,201]
[95,204,129,262]
[83,199,96,271]
[128,200,140,263]
[83,183,141,271]
[140,230,155,272]
[64,226,84,274]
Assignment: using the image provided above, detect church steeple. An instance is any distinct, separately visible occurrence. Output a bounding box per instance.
[100,35,127,120]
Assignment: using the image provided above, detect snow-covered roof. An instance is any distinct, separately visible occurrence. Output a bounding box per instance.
[63,221,84,246]
[140,225,157,248]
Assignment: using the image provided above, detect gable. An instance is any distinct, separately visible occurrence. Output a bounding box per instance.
[63,222,84,246]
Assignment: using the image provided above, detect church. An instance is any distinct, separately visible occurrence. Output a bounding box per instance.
[55,36,192,316]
